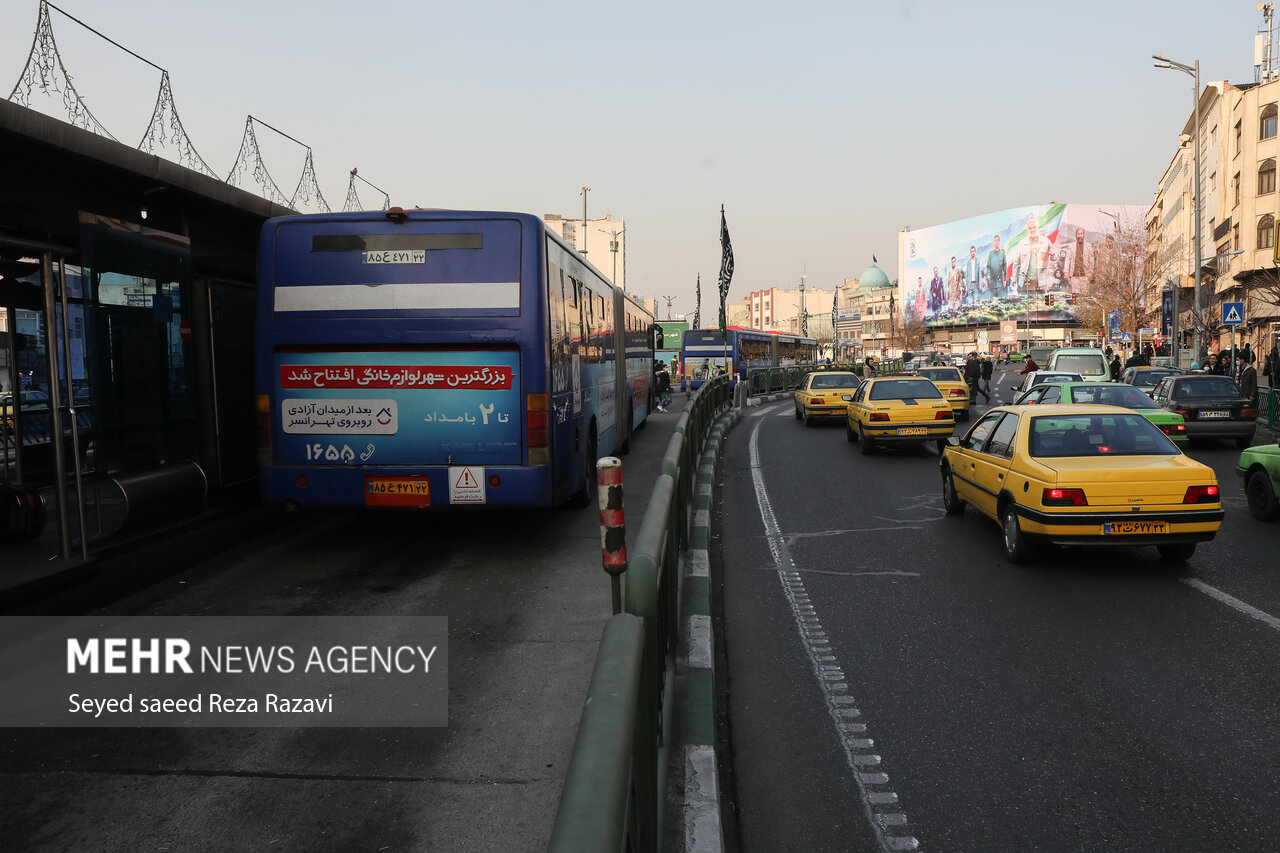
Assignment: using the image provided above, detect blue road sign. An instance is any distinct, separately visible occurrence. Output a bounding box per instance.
[1222,302,1245,326]
[1121,332,1132,344]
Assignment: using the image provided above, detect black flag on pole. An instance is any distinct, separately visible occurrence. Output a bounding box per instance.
[694,274,701,329]
[717,206,734,336]
[831,287,839,357]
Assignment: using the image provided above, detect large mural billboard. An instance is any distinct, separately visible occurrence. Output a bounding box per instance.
[899,203,1146,328]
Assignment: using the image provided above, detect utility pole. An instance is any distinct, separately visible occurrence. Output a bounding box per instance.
[580,187,591,255]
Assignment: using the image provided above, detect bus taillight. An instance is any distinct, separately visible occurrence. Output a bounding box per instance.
[527,393,550,463]
[255,394,272,464]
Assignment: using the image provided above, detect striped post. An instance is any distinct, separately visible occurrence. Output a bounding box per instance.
[597,456,628,614]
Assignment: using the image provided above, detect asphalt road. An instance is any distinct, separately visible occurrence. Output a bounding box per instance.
[716,365,1280,852]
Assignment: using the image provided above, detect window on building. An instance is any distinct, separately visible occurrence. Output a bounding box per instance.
[1234,223,1241,250]
[1234,172,1241,206]
[1259,214,1275,250]
[1262,104,1278,140]
[1209,171,1217,192]
[1260,158,1276,195]
[1237,120,1243,153]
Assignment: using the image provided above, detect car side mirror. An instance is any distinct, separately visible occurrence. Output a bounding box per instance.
[946,437,961,447]
[841,394,853,401]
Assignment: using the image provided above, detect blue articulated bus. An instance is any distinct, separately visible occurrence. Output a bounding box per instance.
[254,208,653,509]
[679,327,818,391]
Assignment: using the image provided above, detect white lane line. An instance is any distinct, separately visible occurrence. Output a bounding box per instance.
[748,417,918,853]
[1182,578,1280,632]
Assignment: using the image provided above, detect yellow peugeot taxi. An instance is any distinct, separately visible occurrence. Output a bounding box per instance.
[913,365,970,420]
[845,376,955,455]
[794,370,862,426]
[940,404,1223,563]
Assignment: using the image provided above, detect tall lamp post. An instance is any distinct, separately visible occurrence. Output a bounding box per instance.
[580,186,591,255]
[599,226,625,285]
[798,275,806,336]
[1154,54,1202,361]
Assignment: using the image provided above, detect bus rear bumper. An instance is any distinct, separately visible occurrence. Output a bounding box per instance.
[260,464,555,509]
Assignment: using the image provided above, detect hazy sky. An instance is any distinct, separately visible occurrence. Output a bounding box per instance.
[1,1,1272,317]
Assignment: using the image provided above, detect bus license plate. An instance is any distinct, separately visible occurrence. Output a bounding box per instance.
[897,427,927,436]
[366,476,431,506]
[1102,520,1168,535]
[1200,410,1229,418]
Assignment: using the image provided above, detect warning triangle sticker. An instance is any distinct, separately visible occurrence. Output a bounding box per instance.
[454,468,479,489]
[1225,306,1242,323]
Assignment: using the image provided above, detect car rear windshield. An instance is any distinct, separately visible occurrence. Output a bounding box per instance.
[1053,354,1108,376]
[1031,373,1081,386]
[869,379,943,401]
[1172,376,1242,399]
[1029,413,1178,457]
[1068,384,1157,409]
[810,373,860,389]
[917,368,963,382]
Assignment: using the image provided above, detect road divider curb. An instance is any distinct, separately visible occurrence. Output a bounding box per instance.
[680,405,739,853]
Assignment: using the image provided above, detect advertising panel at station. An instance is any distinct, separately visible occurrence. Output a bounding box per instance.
[899,203,1146,329]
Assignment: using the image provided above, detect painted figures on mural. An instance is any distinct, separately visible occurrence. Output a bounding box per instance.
[901,203,1145,328]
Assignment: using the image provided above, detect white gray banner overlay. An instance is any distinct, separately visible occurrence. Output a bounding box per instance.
[0,616,448,727]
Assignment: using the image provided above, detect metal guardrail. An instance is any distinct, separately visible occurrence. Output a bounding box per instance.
[549,374,732,852]
[746,366,811,396]
[1260,386,1279,431]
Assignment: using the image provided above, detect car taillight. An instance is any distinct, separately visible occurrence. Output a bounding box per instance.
[811,396,825,405]
[1242,407,1257,419]
[527,393,549,448]
[1161,423,1187,435]
[1183,485,1219,504]
[1042,487,1088,506]
[935,410,953,420]
[949,388,966,396]
[1170,408,1192,418]
[869,412,890,422]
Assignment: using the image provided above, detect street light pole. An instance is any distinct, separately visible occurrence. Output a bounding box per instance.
[798,275,806,336]
[599,226,625,285]
[1154,54,1202,361]
[580,187,591,255]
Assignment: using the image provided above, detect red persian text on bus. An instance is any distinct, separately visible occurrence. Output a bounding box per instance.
[280,365,513,389]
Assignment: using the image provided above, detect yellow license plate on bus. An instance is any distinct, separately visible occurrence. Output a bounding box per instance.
[1102,520,1168,535]
[897,427,928,436]
[365,476,431,506]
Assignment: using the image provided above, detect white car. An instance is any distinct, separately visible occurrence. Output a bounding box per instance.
[1008,370,1084,396]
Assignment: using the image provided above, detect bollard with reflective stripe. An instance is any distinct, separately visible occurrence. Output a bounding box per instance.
[597,456,627,614]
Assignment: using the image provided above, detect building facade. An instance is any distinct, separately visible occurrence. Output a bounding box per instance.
[543,213,627,291]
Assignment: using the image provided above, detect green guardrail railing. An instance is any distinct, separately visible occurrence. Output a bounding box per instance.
[745,365,813,396]
[1260,386,1279,430]
[549,374,732,853]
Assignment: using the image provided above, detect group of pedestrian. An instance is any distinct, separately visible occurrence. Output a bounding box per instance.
[653,360,671,412]
[964,352,992,404]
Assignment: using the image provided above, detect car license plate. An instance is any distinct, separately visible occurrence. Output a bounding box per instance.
[365,476,431,506]
[1102,520,1168,535]
[1200,410,1229,418]
[897,427,928,436]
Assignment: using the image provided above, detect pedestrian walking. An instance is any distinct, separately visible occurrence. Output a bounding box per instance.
[863,356,874,380]
[654,361,671,411]
[1240,353,1258,408]
[980,354,994,398]
[1109,353,1122,381]
[965,352,989,403]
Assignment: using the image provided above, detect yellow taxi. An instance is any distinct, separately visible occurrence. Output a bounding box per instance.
[794,370,862,426]
[845,376,955,455]
[940,404,1223,563]
[913,365,970,420]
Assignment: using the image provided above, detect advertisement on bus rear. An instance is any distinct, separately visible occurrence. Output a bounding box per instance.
[272,350,522,467]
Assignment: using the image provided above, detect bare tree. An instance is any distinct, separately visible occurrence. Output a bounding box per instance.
[1083,211,1177,348]
[897,311,928,355]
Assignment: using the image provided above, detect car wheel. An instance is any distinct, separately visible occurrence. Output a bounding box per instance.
[803,411,813,428]
[846,421,857,443]
[1246,469,1280,521]
[795,405,802,421]
[568,430,598,508]
[958,408,969,422]
[859,431,875,455]
[1156,542,1196,561]
[942,468,964,515]
[1001,503,1034,564]
[1236,435,1254,450]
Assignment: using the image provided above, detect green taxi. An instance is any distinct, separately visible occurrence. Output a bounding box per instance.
[1014,381,1187,442]
[1237,443,1280,521]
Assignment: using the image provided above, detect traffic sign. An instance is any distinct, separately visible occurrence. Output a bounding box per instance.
[1222,302,1245,326]
[1121,332,1132,344]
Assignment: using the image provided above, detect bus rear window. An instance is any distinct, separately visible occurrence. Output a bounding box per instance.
[270,218,522,316]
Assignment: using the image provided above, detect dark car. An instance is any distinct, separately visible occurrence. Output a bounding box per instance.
[1151,374,1257,448]
[1120,366,1184,394]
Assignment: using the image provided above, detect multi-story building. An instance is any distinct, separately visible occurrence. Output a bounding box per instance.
[834,278,861,360]
[743,284,834,334]
[854,265,896,354]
